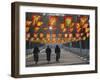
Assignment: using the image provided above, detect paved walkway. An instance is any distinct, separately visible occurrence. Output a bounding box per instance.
[26,48,89,67]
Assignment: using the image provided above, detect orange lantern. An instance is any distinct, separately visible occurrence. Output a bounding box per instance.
[80,16,88,25]
[70,22,75,28]
[32,15,41,26]
[49,16,57,27]
[69,28,73,32]
[34,27,40,32]
[83,23,89,28]
[26,20,32,27]
[76,23,80,29]
[52,38,56,42]
[63,28,67,32]
[60,23,65,29]
[40,33,44,38]
[76,33,80,38]
[34,33,38,38]
[46,33,50,38]
[58,34,62,37]
[69,34,73,38]
[76,28,81,33]
[64,34,68,38]
[52,34,56,38]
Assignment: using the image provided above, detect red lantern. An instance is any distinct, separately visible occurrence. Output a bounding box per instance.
[48,16,57,27]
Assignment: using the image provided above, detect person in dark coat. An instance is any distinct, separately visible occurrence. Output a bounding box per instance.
[55,45,61,62]
[33,46,40,64]
[45,46,51,63]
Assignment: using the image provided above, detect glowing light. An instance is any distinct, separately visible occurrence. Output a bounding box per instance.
[49,26,52,30]
[64,34,68,38]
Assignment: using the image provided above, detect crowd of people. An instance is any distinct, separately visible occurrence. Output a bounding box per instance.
[33,45,61,64]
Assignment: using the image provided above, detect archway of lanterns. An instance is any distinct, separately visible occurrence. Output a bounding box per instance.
[26,13,90,48]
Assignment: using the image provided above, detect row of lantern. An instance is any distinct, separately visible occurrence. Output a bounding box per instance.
[26,32,89,43]
[26,15,89,33]
[26,15,89,28]
[26,22,89,33]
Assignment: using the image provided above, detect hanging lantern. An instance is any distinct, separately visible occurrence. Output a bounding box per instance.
[30,37,34,42]
[80,16,88,25]
[76,23,80,29]
[26,20,32,27]
[76,33,80,38]
[64,16,72,26]
[69,28,73,32]
[52,38,56,42]
[60,23,65,29]
[64,34,68,38]
[32,15,41,26]
[34,33,38,38]
[76,28,81,33]
[46,33,50,38]
[49,16,57,27]
[58,33,62,37]
[34,27,40,32]
[43,28,48,30]
[63,28,67,32]
[83,23,89,28]
[37,21,43,27]
[85,28,90,33]
[69,33,73,38]
[70,22,75,28]
[40,33,44,38]
[52,34,56,38]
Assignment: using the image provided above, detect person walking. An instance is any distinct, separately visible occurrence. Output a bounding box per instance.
[55,45,61,62]
[45,46,51,63]
[33,46,40,64]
